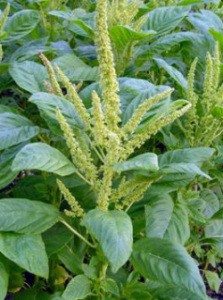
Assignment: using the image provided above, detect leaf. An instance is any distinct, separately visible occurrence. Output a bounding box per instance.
[145,6,190,36]
[101,278,120,296]
[154,58,187,89]
[161,163,210,179]
[9,61,48,94]
[0,148,19,190]
[0,198,60,234]
[205,271,221,293]
[0,233,49,279]
[143,32,204,56]
[159,147,215,166]
[113,153,159,173]
[200,189,219,219]
[83,209,133,273]
[145,194,174,238]
[58,246,83,274]
[145,195,190,245]
[109,25,155,51]
[188,9,223,34]
[29,92,84,130]
[62,275,91,300]
[12,143,77,176]
[3,10,40,43]
[121,82,171,125]
[0,258,8,300]
[42,223,73,256]
[52,54,99,82]
[0,113,39,150]
[69,20,94,38]
[131,238,206,300]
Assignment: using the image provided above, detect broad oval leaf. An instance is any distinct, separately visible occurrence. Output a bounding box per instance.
[131,238,206,300]
[29,92,84,129]
[159,147,215,166]
[62,275,91,300]
[113,153,159,173]
[83,209,133,273]
[110,25,155,51]
[52,54,99,82]
[9,61,48,94]
[145,195,190,245]
[0,198,60,234]
[0,233,49,279]
[4,10,40,43]
[145,194,174,238]
[144,6,190,36]
[0,113,39,150]
[12,143,77,176]
[188,9,223,34]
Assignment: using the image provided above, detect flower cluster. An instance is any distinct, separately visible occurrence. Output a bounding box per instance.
[40,0,191,215]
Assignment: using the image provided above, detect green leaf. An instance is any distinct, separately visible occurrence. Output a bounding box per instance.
[29,92,84,129]
[12,143,77,176]
[110,25,155,51]
[83,209,133,273]
[145,195,190,245]
[3,10,40,43]
[0,258,8,300]
[101,278,120,296]
[62,275,91,300]
[9,61,48,94]
[69,20,94,38]
[161,163,210,179]
[131,238,206,300]
[0,113,39,150]
[42,223,73,256]
[145,32,204,55]
[52,54,99,82]
[0,198,60,234]
[200,189,219,219]
[205,270,221,293]
[113,153,159,173]
[145,194,174,238]
[154,58,187,89]
[122,82,171,125]
[145,6,190,36]
[58,246,83,274]
[188,9,223,34]
[159,147,215,166]
[0,233,49,278]
[0,147,20,190]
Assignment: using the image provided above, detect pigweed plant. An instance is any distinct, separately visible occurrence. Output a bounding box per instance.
[1,0,223,299]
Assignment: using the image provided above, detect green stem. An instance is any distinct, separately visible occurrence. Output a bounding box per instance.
[60,219,96,248]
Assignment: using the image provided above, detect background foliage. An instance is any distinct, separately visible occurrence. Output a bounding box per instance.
[1,0,223,299]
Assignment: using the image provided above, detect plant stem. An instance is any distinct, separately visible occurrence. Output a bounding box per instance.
[60,219,96,248]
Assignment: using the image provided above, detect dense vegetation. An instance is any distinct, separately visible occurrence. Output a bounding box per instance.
[1,0,223,299]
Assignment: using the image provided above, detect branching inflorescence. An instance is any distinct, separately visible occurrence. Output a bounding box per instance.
[40,0,191,215]
[181,43,223,147]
